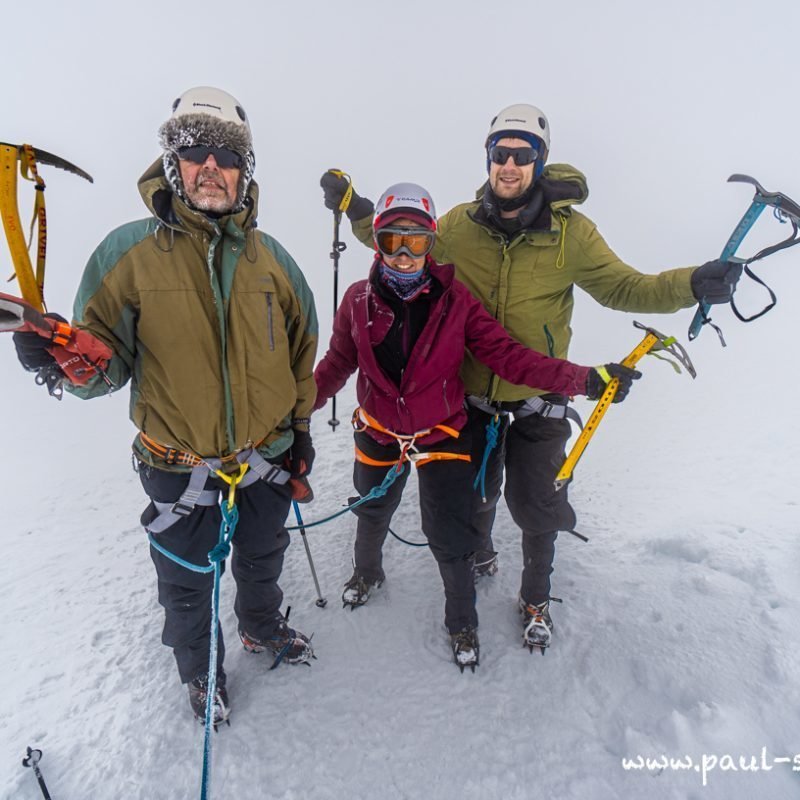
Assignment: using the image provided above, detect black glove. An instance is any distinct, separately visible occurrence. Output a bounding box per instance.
[12,312,68,372]
[690,259,743,304]
[320,171,374,221]
[288,429,315,478]
[585,363,642,403]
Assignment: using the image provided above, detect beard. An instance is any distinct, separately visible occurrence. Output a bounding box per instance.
[184,171,237,213]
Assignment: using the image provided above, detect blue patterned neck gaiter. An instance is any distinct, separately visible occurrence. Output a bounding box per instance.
[378,263,432,301]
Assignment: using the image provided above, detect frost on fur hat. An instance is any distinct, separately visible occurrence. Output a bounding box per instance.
[157,86,256,213]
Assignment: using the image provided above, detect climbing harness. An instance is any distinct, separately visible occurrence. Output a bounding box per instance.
[689,173,800,345]
[352,406,470,467]
[466,394,583,502]
[554,321,696,491]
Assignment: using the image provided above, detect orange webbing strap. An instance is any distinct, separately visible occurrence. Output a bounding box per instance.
[353,406,461,441]
[19,145,47,310]
[352,407,470,468]
[138,432,266,469]
[139,432,206,467]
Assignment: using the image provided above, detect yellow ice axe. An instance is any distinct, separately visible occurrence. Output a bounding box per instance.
[0,142,93,311]
[554,321,696,491]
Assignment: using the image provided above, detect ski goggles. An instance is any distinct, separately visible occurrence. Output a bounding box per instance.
[375,227,435,258]
[488,145,539,167]
[177,145,243,170]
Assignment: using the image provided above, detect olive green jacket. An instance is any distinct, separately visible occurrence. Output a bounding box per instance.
[68,160,318,466]
[354,163,696,402]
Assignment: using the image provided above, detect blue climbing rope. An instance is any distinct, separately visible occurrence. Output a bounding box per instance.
[472,414,501,502]
[199,500,237,800]
[285,462,406,531]
[147,489,239,800]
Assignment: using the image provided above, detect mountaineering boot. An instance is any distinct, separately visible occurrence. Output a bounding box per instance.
[519,597,554,654]
[341,571,383,609]
[450,626,480,673]
[473,551,499,581]
[188,670,231,728]
[239,617,314,667]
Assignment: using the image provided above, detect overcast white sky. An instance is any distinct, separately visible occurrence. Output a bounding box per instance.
[2,0,799,477]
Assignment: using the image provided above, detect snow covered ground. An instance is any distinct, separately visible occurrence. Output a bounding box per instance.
[2,279,799,800]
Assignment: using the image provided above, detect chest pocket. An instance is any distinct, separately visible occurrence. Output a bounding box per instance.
[230,274,290,361]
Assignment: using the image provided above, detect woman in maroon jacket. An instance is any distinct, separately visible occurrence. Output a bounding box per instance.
[313,182,638,670]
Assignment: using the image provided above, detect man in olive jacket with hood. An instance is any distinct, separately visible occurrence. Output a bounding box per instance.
[319,102,741,653]
[14,87,319,724]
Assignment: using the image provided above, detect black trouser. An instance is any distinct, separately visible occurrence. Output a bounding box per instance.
[466,403,575,605]
[139,463,292,684]
[351,430,482,634]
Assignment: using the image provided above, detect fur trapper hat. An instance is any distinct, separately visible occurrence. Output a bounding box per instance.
[158,86,255,213]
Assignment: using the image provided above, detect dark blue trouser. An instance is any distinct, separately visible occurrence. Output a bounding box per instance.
[466,403,575,605]
[351,430,482,634]
[139,463,292,683]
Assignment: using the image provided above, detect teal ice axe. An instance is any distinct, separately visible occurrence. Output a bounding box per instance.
[688,174,800,345]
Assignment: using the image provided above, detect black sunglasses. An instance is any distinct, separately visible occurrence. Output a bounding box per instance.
[177,145,243,169]
[488,145,538,167]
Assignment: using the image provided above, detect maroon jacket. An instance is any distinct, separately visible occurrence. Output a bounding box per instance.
[314,261,591,445]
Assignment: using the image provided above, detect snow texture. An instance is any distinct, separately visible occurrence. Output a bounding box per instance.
[2,342,800,800]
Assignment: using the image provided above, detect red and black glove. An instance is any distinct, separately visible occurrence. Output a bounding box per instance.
[12,312,68,371]
[287,428,315,503]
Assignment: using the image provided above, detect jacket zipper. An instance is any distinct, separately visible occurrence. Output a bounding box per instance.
[266,292,275,351]
[543,324,555,357]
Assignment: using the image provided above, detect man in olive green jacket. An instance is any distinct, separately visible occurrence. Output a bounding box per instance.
[14,87,319,724]
[320,102,740,653]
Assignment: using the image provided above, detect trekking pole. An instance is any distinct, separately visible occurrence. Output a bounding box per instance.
[326,169,353,431]
[292,500,327,608]
[22,747,52,800]
[554,321,696,491]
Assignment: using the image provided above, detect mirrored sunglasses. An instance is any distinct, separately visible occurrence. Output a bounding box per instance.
[488,145,538,167]
[177,145,243,169]
[375,227,435,258]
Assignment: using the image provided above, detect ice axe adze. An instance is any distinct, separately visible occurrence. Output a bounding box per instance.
[1,141,93,312]
[688,173,800,346]
[554,321,696,492]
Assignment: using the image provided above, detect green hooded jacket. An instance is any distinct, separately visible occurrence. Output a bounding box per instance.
[354,163,696,403]
[68,159,318,468]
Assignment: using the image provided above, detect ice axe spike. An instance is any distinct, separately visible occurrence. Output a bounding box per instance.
[554,321,696,491]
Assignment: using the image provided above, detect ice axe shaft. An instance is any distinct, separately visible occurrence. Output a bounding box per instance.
[554,322,695,491]
[0,142,93,311]
[688,173,800,343]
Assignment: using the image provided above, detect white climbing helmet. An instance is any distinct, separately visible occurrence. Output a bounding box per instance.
[486,103,550,152]
[373,182,438,231]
